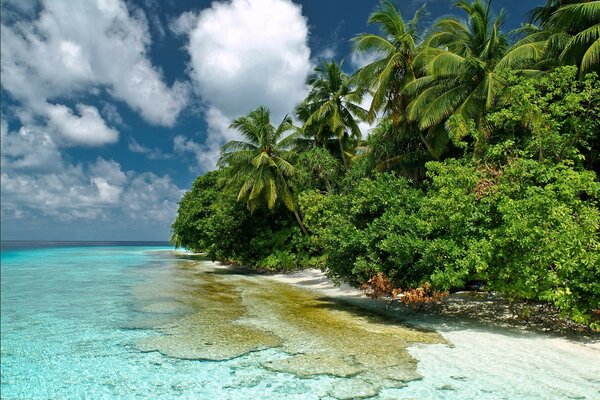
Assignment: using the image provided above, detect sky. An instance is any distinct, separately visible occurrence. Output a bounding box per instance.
[1,0,543,241]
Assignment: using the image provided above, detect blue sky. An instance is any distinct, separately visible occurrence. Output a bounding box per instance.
[1,0,542,240]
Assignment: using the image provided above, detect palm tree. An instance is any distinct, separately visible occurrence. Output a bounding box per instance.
[366,117,430,179]
[405,0,544,137]
[542,1,600,75]
[529,0,581,24]
[352,1,450,160]
[293,100,337,150]
[303,60,367,169]
[218,106,307,234]
[352,0,424,126]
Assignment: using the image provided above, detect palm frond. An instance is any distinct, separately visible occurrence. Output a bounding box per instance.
[581,38,600,72]
[547,1,600,32]
[352,33,396,54]
[496,40,545,70]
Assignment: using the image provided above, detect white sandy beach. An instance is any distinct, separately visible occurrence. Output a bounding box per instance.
[268,268,600,399]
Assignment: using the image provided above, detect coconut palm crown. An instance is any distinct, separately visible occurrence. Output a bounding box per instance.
[544,1,600,75]
[218,106,306,233]
[302,60,367,168]
[405,0,544,132]
[352,0,424,126]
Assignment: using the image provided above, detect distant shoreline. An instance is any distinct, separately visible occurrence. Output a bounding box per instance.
[0,241,171,251]
[0,240,171,242]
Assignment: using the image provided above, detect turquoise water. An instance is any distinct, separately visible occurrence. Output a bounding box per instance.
[2,244,599,399]
[0,245,346,399]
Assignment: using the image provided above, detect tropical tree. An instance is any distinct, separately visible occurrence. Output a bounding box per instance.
[366,117,430,179]
[292,100,337,150]
[541,1,600,75]
[351,1,444,163]
[218,106,307,234]
[352,0,423,126]
[529,0,580,24]
[303,60,367,169]
[405,0,544,140]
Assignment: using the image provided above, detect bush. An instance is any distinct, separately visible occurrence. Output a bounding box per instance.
[301,159,600,325]
[421,158,600,324]
[172,169,317,271]
[300,173,426,285]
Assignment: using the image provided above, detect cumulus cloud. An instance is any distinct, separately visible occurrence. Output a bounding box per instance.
[1,121,63,171]
[44,103,119,146]
[173,134,213,172]
[170,11,198,36]
[101,102,126,127]
[1,120,184,239]
[0,0,199,240]
[177,0,312,170]
[1,0,188,130]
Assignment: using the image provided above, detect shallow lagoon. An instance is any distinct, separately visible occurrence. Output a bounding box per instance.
[1,245,599,399]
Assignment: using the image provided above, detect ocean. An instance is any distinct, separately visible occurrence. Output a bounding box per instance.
[1,242,598,399]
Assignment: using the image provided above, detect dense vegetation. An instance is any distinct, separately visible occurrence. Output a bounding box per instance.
[172,0,600,329]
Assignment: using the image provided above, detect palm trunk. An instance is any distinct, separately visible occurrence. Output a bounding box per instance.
[323,175,333,192]
[319,165,333,192]
[293,209,308,235]
[418,130,439,160]
[338,137,348,169]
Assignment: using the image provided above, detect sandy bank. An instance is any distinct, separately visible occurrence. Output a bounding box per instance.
[266,268,600,399]
[267,268,600,345]
[163,255,600,398]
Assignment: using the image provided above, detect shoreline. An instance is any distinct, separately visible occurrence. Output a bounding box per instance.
[265,267,600,398]
[170,251,599,351]
[266,268,600,347]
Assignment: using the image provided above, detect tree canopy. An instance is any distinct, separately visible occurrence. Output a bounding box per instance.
[173,0,600,330]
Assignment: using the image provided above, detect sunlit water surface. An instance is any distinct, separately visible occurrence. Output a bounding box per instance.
[1,244,598,399]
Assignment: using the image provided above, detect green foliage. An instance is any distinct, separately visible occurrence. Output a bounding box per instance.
[421,158,600,324]
[172,0,600,328]
[486,66,600,173]
[301,174,427,286]
[171,171,221,251]
[171,169,313,271]
[301,159,599,324]
[487,159,600,323]
[301,60,367,169]
[218,106,298,213]
[543,1,600,74]
[405,0,543,137]
[294,147,342,193]
[366,117,431,180]
[352,0,422,123]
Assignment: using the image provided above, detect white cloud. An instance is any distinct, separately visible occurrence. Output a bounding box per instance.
[1,0,188,129]
[1,162,182,226]
[170,11,198,36]
[173,134,210,172]
[317,48,336,60]
[89,158,128,187]
[350,50,381,70]
[179,0,312,170]
[1,121,184,237]
[122,173,182,223]
[44,103,119,146]
[1,121,63,171]
[101,102,126,127]
[0,0,190,239]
